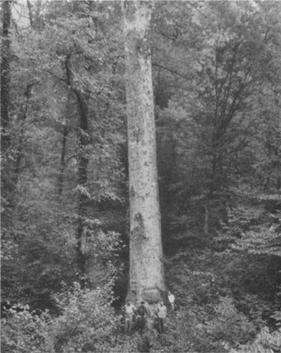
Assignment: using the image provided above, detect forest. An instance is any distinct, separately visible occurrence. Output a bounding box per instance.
[1,0,281,352]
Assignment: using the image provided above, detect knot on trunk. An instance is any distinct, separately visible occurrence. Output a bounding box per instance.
[132,212,147,239]
[142,287,162,304]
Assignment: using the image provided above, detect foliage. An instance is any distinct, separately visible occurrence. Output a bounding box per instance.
[1,304,54,353]
[153,0,281,240]
[2,284,120,353]
[230,327,281,353]
[52,283,119,353]
[1,0,126,310]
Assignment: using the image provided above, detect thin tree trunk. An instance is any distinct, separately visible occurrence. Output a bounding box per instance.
[26,0,34,28]
[1,0,11,152]
[204,203,209,236]
[64,56,89,276]
[57,59,73,198]
[26,0,42,30]
[57,125,68,197]
[1,0,12,229]
[123,0,165,304]
[13,84,33,181]
[76,92,89,277]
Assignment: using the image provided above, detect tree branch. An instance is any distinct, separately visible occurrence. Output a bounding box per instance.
[152,61,191,82]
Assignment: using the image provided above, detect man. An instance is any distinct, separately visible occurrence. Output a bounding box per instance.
[168,291,175,311]
[157,301,167,333]
[136,301,148,334]
[124,300,135,334]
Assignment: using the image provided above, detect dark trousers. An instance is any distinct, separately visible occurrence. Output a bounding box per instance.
[125,317,132,333]
[137,315,146,334]
[158,318,164,333]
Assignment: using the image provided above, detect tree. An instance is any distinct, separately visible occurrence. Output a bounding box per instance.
[151,0,281,242]
[123,0,165,304]
[1,0,12,229]
[1,0,11,152]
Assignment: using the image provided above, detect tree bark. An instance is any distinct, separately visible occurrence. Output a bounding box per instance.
[1,0,11,152]
[65,56,89,277]
[57,124,68,197]
[26,0,42,30]
[13,84,33,181]
[1,0,12,228]
[57,59,73,198]
[123,0,165,304]
[76,92,89,277]
[26,0,34,28]
[204,203,209,236]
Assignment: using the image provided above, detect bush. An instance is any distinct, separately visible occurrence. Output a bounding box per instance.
[53,283,119,353]
[203,297,256,346]
[1,284,120,353]
[1,304,54,353]
[230,327,281,353]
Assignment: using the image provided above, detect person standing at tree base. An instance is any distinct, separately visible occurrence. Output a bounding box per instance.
[136,301,149,335]
[157,301,167,333]
[168,291,175,311]
[124,300,135,334]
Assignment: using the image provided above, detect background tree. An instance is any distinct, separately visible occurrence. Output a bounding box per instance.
[1,0,12,230]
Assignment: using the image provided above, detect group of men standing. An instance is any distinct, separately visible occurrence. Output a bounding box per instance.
[124,291,175,335]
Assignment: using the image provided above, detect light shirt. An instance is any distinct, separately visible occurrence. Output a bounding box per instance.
[168,293,175,304]
[125,304,135,316]
[158,304,167,319]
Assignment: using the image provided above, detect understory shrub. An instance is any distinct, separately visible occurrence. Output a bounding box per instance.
[1,283,120,353]
[1,304,53,353]
[230,327,281,353]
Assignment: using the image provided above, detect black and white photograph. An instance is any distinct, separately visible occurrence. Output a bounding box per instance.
[1,0,281,352]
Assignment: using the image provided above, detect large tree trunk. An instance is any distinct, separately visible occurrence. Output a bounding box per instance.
[123,0,165,304]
